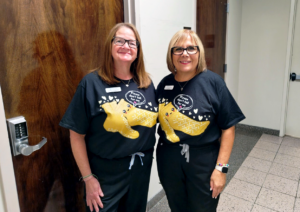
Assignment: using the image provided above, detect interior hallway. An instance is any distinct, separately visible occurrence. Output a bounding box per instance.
[148,126,300,211]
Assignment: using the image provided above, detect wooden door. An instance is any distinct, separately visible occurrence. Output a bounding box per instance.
[197,0,227,78]
[0,0,123,211]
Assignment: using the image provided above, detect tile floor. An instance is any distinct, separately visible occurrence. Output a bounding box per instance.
[149,134,300,212]
[218,134,300,212]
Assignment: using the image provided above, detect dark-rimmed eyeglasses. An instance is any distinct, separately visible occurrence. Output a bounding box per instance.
[112,37,139,49]
[171,46,199,55]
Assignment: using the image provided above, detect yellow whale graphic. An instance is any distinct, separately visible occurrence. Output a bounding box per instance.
[158,102,210,143]
[101,99,157,139]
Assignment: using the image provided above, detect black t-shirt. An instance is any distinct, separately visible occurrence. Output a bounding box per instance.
[157,70,245,146]
[59,71,158,159]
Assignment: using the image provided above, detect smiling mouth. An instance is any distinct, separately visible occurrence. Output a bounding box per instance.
[118,52,131,55]
[180,61,191,64]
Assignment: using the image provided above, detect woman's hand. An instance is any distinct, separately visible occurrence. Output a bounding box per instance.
[210,126,235,199]
[210,169,226,199]
[85,176,104,212]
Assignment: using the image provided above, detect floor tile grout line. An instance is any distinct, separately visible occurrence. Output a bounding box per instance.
[232,173,299,191]
[245,150,300,171]
[230,176,266,188]
[241,160,300,181]
[294,180,300,211]
[249,147,277,155]
[246,154,276,162]
[232,176,299,198]
[254,143,281,149]
[251,145,280,150]
[249,146,280,154]
[253,203,281,212]
[221,192,253,204]
[271,161,300,170]
[274,151,300,160]
[256,138,282,144]
[221,191,256,205]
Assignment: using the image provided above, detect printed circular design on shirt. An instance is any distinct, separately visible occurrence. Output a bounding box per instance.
[125,91,146,107]
[173,94,193,111]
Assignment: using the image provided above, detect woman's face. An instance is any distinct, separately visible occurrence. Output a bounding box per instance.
[111,27,138,64]
[172,35,199,76]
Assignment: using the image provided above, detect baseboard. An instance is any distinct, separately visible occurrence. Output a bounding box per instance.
[236,123,280,136]
[146,189,165,211]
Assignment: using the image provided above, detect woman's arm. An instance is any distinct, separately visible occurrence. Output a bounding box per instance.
[210,126,235,198]
[70,130,104,212]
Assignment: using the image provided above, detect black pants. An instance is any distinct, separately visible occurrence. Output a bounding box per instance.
[85,148,153,212]
[157,142,220,212]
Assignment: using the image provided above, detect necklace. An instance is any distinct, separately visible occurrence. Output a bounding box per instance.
[177,81,189,91]
[120,79,131,87]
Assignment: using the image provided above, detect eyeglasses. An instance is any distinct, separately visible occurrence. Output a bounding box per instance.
[112,37,139,49]
[171,46,199,55]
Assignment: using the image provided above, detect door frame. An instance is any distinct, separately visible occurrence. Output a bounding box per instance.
[0,86,20,212]
[279,0,298,137]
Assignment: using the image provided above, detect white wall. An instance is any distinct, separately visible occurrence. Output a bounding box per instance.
[236,0,291,130]
[138,0,196,87]
[225,0,243,100]
[137,0,196,200]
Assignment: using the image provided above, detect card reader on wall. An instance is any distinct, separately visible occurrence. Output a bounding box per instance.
[6,116,47,156]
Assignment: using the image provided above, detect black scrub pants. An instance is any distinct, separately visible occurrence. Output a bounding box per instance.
[156,142,220,212]
[85,148,153,212]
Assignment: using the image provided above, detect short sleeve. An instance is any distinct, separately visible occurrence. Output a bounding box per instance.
[156,81,162,100]
[216,85,245,129]
[59,84,90,134]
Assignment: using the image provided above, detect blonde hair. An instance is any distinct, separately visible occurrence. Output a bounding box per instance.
[166,29,206,75]
[98,23,151,88]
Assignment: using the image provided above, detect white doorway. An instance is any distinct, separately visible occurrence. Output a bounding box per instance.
[286,0,300,138]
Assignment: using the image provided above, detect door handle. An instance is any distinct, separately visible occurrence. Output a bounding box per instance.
[6,116,47,156]
[290,73,300,81]
[17,137,47,156]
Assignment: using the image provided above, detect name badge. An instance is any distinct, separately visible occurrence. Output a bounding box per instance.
[164,85,174,90]
[106,87,121,93]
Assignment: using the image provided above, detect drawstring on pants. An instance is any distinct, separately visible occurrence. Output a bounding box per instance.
[180,144,190,163]
[129,152,145,170]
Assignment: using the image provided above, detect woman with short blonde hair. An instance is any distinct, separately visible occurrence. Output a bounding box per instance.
[156,29,245,212]
[166,29,206,75]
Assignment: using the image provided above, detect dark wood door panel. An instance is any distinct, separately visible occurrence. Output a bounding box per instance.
[0,1,123,211]
[197,0,227,78]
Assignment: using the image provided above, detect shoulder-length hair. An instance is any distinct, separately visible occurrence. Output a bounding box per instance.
[166,29,206,75]
[98,23,151,88]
